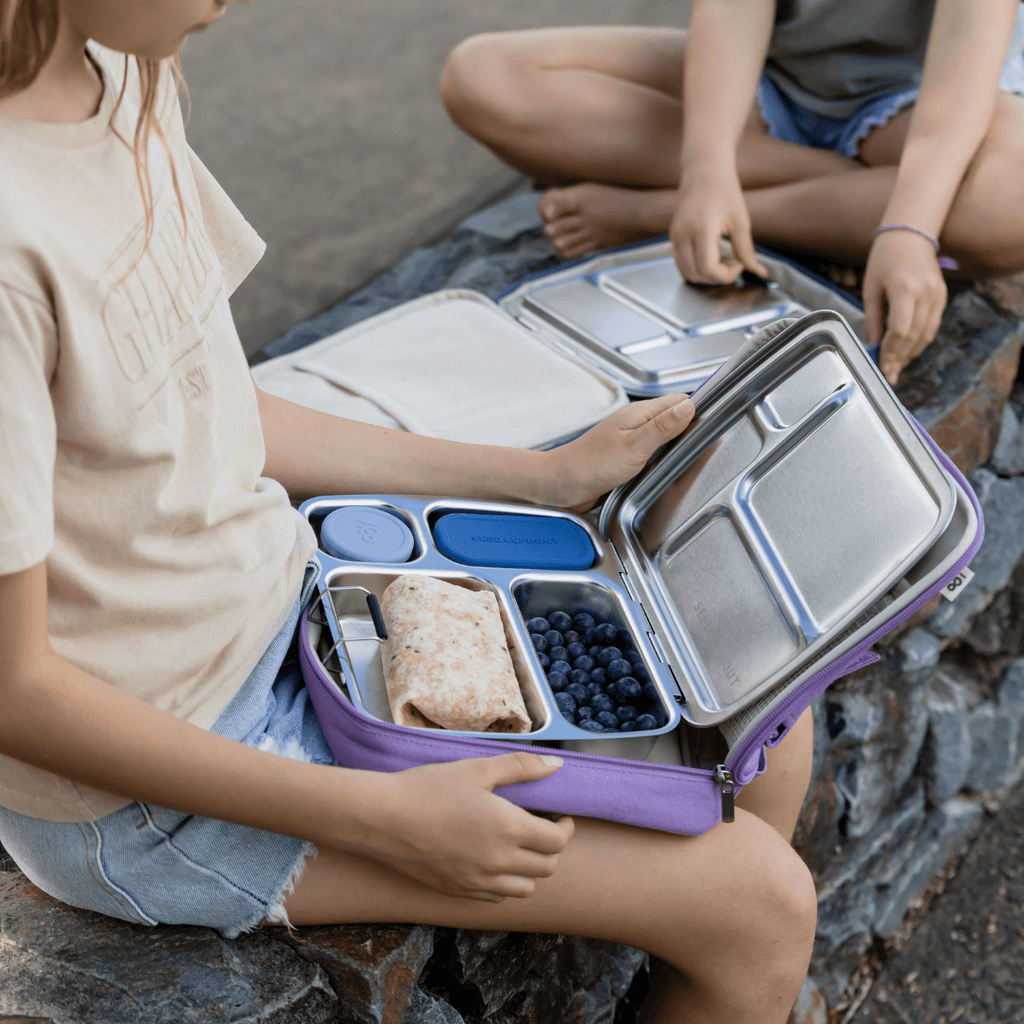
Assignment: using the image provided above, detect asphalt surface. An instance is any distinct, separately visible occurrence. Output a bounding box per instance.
[180,0,690,358]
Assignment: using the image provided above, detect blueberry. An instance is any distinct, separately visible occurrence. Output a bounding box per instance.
[537,652,550,670]
[625,650,644,667]
[572,655,596,674]
[615,677,642,704]
[548,611,573,633]
[562,713,578,726]
[572,612,596,632]
[562,629,580,645]
[547,671,568,692]
[579,719,605,733]
[618,721,639,732]
[577,704,595,721]
[652,705,669,727]
[635,714,658,731]
[549,659,572,676]
[530,633,547,652]
[568,669,590,688]
[586,681,604,697]
[617,628,635,648]
[566,641,587,660]
[587,644,603,659]
[606,659,632,682]
[615,705,638,722]
[554,691,577,716]
[548,646,569,663]
[526,617,550,635]
[596,646,622,667]
[582,627,600,646]
[566,682,590,705]
[589,666,606,685]
[595,623,618,644]
[590,693,615,715]
[595,711,620,729]
[544,630,564,648]
[632,664,651,683]
[641,682,661,706]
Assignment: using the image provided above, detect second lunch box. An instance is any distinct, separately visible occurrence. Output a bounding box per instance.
[297,311,982,835]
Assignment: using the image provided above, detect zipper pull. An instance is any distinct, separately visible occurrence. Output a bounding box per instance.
[714,765,735,824]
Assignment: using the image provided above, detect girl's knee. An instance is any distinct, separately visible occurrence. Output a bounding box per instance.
[440,34,517,128]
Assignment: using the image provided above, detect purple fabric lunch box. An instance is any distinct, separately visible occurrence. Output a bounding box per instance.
[298,312,983,835]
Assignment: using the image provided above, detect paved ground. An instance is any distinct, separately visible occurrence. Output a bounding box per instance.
[180,0,690,358]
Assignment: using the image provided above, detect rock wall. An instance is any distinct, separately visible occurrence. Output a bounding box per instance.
[3,201,1024,1022]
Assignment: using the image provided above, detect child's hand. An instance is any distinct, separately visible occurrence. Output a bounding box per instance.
[670,168,769,285]
[863,230,947,386]
[360,753,574,901]
[545,394,697,513]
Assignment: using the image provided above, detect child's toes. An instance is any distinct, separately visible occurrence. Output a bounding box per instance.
[553,229,597,260]
[537,187,579,225]
[543,213,583,238]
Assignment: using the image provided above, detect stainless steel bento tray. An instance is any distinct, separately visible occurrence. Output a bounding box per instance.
[305,495,676,759]
[501,246,813,396]
[302,311,974,757]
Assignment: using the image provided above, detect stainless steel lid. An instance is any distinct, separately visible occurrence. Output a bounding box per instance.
[599,311,957,726]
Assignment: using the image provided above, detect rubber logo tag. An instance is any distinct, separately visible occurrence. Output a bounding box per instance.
[940,566,975,601]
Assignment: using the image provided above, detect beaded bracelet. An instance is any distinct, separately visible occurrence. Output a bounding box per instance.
[873,223,958,271]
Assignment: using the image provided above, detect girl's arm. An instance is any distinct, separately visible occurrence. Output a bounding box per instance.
[867,0,1020,385]
[671,0,773,284]
[254,384,695,511]
[0,561,573,902]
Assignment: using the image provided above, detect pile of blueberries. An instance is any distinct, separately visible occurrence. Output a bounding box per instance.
[526,609,669,734]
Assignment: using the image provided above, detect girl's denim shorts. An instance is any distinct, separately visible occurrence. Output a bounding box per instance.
[757,36,1024,160]
[0,559,334,938]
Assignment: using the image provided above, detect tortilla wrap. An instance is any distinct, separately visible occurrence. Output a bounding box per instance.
[379,575,531,733]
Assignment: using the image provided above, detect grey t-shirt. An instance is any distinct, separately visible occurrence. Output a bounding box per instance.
[764,0,936,119]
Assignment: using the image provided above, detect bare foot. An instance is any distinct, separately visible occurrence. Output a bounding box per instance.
[537,183,677,259]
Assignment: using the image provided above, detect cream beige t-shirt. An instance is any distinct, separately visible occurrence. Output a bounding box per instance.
[0,50,316,821]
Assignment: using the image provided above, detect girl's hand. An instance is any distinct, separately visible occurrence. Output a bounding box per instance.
[359,753,574,902]
[863,230,948,387]
[545,394,697,513]
[670,167,769,285]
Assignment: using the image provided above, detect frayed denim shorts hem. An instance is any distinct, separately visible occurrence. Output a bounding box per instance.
[0,558,334,939]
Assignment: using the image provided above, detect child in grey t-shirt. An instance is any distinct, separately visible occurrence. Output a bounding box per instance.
[440,0,1024,384]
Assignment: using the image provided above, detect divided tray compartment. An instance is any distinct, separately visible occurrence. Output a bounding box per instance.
[303,496,685,760]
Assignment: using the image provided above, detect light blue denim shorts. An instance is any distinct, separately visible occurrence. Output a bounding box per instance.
[757,42,1024,160]
[0,559,335,938]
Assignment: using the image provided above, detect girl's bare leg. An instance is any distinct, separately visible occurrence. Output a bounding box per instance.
[440,27,855,258]
[283,814,815,1024]
[282,718,816,1024]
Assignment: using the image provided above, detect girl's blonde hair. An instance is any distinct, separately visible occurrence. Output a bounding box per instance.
[0,0,186,260]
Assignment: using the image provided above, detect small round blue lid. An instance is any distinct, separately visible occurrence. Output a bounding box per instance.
[320,506,414,563]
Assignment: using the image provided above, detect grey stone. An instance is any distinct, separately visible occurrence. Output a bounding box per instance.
[965,701,1017,793]
[814,787,926,959]
[825,669,929,838]
[402,988,465,1024]
[991,401,1024,474]
[434,930,646,1024]
[999,657,1024,722]
[457,192,543,242]
[283,923,434,1024]
[872,797,983,939]
[896,628,941,674]
[929,470,1024,639]
[790,975,828,1024]
[921,671,972,804]
[0,875,337,1024]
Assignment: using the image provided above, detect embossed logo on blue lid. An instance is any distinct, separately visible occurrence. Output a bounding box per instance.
[320,506,415,563]
[434,513,596,570]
